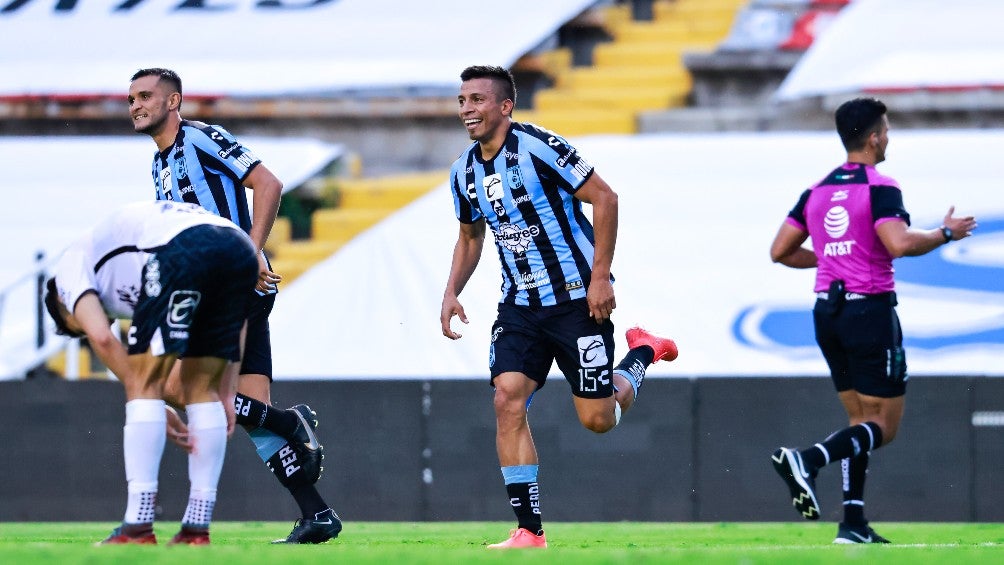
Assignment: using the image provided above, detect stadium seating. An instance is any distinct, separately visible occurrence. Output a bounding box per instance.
[267,170,446,284]
[514,0,744,135]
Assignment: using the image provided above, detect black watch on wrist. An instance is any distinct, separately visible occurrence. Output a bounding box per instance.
[940,226,953,243]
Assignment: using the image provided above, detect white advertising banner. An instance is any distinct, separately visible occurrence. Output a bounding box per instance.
[776,0,1004,100]
[270,130,1004,378]
[0,0,597,96]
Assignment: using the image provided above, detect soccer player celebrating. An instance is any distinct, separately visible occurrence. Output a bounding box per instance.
[127,68,339,543]
[440,65,678,549]
[768,97,977,543]
[46,201,260,545]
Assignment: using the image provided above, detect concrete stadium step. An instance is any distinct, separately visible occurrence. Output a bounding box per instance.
[512,108,636,135]
[592,41,718,67]
[607,20,732,44]
[334,170,445,210]
[533,85,690,113]
[554,66,691,90]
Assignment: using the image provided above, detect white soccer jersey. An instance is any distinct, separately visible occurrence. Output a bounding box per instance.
[52,201,245,319]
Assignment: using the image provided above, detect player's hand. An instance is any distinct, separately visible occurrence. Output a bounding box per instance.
[165,405,193,453]
[223,394,237,437]
[587,278,616,323]
[943,205,977,240]
[441,295,468,340]
[256,252,281,293]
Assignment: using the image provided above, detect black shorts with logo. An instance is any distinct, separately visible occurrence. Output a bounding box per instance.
[490,299,616,399]
[813,293,908,398]
[128,225,258,361]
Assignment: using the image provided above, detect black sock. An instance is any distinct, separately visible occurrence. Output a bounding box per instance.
[842,453,869,526]
[618,346,655,369]
[234,394,298,438]
[263,442,330,519]
[801,422,883,470]
[505,482,543,536]
[289,484,330,520]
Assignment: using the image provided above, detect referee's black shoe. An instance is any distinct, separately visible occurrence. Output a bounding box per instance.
[771,447,820,520]
[288,404,324,484]
[834,522,891,544]
[271,508,342,544]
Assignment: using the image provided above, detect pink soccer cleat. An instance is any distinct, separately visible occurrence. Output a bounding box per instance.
[487,527,548,549]
[626,326,678,363]
[167,526,210,546]
[97,524,157,545]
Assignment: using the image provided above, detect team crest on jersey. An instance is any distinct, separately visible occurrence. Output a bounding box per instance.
[174,158,188,180]
[506,166,524,189]
[116,285,140,308]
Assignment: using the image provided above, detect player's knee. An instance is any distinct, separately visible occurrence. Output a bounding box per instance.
[493,387,527,418]
[579,411,615,434]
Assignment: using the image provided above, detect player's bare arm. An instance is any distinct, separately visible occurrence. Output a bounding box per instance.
[574,172,618,322]
[441,219,486,340]
[244,163,284,293]
[876,206,978,258]
[67,293,137,387]
[770,222,818,268]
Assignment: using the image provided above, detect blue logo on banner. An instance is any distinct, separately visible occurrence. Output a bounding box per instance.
[733,218,1004,353]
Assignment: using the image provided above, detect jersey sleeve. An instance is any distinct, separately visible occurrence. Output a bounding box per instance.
[871,185,911,226]
[450,160,482,224]
[524,125,594,193]
[785,188,812,230]
[189,124,261,182]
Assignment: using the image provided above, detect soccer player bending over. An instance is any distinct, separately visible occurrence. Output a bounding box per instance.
[45,201,260,545]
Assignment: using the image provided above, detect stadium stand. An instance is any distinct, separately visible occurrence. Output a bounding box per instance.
[514,0,744,135]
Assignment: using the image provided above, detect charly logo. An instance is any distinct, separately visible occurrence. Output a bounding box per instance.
[824,206,849,238]
[166,290,201,329]
[484,173,504,201]
[494,222,540,254]
[577,335,608,368]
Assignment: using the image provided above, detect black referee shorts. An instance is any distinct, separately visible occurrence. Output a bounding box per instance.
[813,294,908,399]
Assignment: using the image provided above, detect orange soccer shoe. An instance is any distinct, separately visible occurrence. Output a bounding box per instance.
[167,526,210,546]
[97,524,157,545]
[487,528,548,549]
[626,326,679,363]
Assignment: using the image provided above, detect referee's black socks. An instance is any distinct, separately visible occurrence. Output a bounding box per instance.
[234,393,299,439]
[801,422,883,471]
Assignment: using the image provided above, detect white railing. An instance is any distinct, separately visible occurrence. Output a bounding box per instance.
[0,251,72,380]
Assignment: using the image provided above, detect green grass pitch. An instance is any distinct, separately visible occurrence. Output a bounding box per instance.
[0,522,1002,564]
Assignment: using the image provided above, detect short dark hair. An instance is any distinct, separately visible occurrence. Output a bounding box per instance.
[834,97,887,151]
[44,277,83,338]
[460,65,516,105]
[130,67,183,97]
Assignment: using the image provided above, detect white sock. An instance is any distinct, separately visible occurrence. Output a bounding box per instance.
[182,401,227,527]
[123,399,166,525]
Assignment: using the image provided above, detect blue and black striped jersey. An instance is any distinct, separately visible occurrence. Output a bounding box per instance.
[151,120,260,234]
[449,122,604,307]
